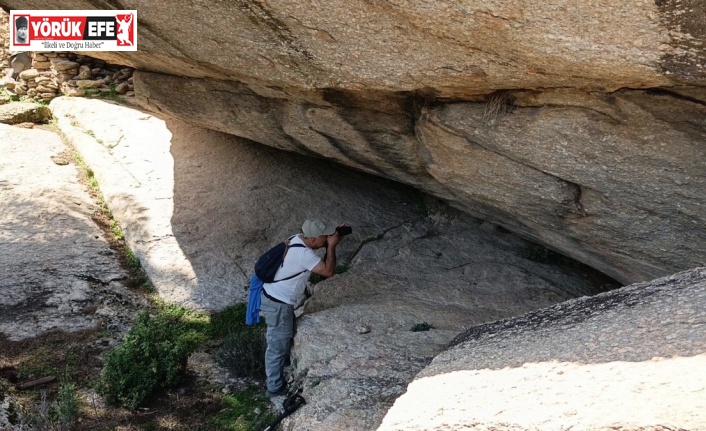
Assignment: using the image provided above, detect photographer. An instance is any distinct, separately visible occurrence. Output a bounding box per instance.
[260,219,350,397]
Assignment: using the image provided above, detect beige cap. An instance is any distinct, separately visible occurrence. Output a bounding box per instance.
[302,219,336,237]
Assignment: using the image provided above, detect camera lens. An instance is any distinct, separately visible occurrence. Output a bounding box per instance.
[336,226,353,236]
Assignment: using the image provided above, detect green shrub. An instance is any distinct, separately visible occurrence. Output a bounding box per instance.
[98,307,206,410]
[215,325,267,379]
[208,303,249,340]
[54,383,79,426]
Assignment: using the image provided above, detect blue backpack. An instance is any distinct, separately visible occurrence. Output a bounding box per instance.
[246,239,305,325]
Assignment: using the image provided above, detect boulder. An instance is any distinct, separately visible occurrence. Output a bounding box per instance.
[18,68,39,80]
[0,102,52,124]
[75,79,102,89]
[115,81,129,94]
[416,90,706,283]
[6,0,703,89]
[289,212,599,430]
[2,0,703,285]
[379,267,706,431]
[50,59,79,72]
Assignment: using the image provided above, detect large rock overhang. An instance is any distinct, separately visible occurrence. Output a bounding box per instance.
[3,0,704,283]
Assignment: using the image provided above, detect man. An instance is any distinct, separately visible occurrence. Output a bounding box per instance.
[260,218,346,397]
[14,16,28,45]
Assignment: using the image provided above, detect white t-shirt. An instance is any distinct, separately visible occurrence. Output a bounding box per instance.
[263,235,321,306]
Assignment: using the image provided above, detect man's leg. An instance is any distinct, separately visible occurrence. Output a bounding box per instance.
[261,294,294,394]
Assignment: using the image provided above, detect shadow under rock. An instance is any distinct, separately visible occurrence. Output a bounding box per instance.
[167,119,425,310]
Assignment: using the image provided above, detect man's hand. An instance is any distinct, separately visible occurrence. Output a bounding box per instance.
[312,223,349,278]
[327,223,350,247]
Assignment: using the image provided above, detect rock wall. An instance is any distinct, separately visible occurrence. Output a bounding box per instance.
[1,1,704,284]
[134,74,706,285]
[5,0,703,90]
[0,9,8,70]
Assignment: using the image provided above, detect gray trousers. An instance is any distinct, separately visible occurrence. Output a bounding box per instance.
[261,293,294,393]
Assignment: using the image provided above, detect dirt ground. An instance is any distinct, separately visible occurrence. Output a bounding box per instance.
[0,328,226,430]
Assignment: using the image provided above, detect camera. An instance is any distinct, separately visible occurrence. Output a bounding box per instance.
[336,226,353,236]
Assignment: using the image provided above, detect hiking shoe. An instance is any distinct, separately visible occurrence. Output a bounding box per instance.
[266,385,287,398]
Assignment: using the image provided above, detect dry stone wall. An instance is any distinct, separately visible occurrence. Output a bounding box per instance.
[1,8,134,102]
[0,10,8,70]
[2,51,134,102]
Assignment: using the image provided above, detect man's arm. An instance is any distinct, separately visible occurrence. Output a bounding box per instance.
[311,233,342,279]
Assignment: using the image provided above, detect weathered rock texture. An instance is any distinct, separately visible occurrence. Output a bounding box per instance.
[0,123,145,341]
[4,0,704,89]
[289,214,597,430]
[134,74,706,285]
[50,97,603,307]
[50,97,433,310]
[1,1,704,285]
[0,102,51,124]
[48,98,609,430]
[379,267,706,431]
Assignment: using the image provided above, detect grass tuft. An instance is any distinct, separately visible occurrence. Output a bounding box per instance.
[310,263,352,284]
[481,91,516,128]
[212,387,276,431]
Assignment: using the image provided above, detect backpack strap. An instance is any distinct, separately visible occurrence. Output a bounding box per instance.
[272,238,305,283]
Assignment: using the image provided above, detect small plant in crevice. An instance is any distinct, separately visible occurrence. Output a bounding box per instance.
[208,303,249,340]
[83,128,106,146]
[110,219,123,240]
[16,385,79,431]
[481,91,516,128]
[410,322,434,332]
[528,247,553,263]
[95,83,127,104]
[59,132,152,293]
[335,262,351,275]
[309,263,352,285]
[527,245,591,270]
